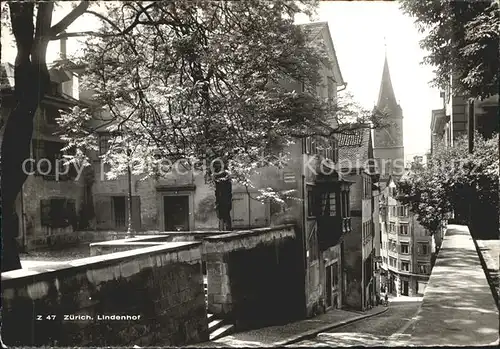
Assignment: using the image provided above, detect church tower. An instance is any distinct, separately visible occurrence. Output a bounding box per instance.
[373,52,405,181]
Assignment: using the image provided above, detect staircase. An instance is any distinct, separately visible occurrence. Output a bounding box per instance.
[204,276,235,341]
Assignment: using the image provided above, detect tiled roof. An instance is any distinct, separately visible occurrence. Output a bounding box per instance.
[337,128,365,147]
[338,128,372,169]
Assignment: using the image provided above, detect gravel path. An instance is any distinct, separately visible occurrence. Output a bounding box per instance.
[19,244,91,262]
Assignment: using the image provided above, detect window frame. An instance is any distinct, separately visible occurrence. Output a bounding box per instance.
[399,223,409,235]
[307,185,317,218]
[99,133,112,156]
[418,263,429,274]
[418,243,429,255]
[400,243,410,254]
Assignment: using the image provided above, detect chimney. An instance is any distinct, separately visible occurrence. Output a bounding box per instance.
[60,32,67,60]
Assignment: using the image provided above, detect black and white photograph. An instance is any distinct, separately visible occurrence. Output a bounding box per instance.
[1,0,498,347]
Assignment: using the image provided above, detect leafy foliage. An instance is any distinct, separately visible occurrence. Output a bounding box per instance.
[400,0,499,100]
[194,195,217,223]
[58,1,383,207]
[397,133,499,234]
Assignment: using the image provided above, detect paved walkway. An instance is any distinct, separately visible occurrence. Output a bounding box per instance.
[476,239,500,308]
[289,300,421,347]
[197,306,387,347]
[394,225,499,347]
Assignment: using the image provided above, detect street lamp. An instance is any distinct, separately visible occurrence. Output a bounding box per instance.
[126,144,135,238]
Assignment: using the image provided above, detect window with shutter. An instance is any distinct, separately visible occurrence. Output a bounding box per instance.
[94,195,113,230]
[99,133,112,155]
[400,243,409,254]
[305,137,312,154]
[231,193,250,227]
[309,229,319,262]
[307,186,318,217]
[131,196,142,231]
[311,138,317,154]
[249,196,269,227]
[40,200,51,226]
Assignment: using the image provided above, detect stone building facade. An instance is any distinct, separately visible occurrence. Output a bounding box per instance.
[379,177,440,297]
[0,61,87,251]
[84,22,353,318]
[338,128,378,310]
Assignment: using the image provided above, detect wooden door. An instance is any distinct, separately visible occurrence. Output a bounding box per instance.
[164,195,189,231]
[326,265,332,308]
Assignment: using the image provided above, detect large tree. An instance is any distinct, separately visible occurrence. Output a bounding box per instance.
[2,1,385,272]
[398,133,499,238]
[58,1,384,232]
[1,1,93,272]
[0,0,180,272]
[399,0,499,100]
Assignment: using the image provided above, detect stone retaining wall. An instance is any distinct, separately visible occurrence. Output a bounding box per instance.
[2,242,208,347]
[202,225,305,330]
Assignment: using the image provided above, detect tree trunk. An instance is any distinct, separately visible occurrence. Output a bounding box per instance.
[215,171,232,231]
[126,162,135,237]
[2,2,89,272]
[1,97,39,272]
[468,100,475,154]
[1,2,52,272]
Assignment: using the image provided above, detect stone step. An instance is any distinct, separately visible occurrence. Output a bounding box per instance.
[207,313,214,321]
[208,319,224,333]
[210,324,235,341]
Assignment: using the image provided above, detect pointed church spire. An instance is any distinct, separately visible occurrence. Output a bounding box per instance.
[376,50,398,111]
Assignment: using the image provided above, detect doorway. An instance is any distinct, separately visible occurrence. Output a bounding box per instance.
[113,196,126,229]
[326,265,332,308]
[402,280,409,296]
[164,195,190,231]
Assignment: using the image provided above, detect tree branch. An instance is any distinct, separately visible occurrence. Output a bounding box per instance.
[49,1,90,37]
[52,31,109,40]
[34,2,54,41]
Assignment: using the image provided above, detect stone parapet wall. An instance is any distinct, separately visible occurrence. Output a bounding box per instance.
[24,230,162,251]
[2,242,208,347]
[202,225,305,330]
[88,231,229,257]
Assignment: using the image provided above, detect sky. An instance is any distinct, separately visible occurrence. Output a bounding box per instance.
[296,1,443,162]
[1,1,442,161]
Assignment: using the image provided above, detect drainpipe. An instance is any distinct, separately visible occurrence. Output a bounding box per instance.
[467,100,474,229]
[301,173,308,317]
[248,193,251,229]
[301,173,307,270]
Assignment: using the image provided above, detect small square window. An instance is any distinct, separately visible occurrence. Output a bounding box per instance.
[99,133,112,155]
[400,243,409,254]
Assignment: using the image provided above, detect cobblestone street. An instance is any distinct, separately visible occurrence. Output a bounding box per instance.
[289,299,422,347]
